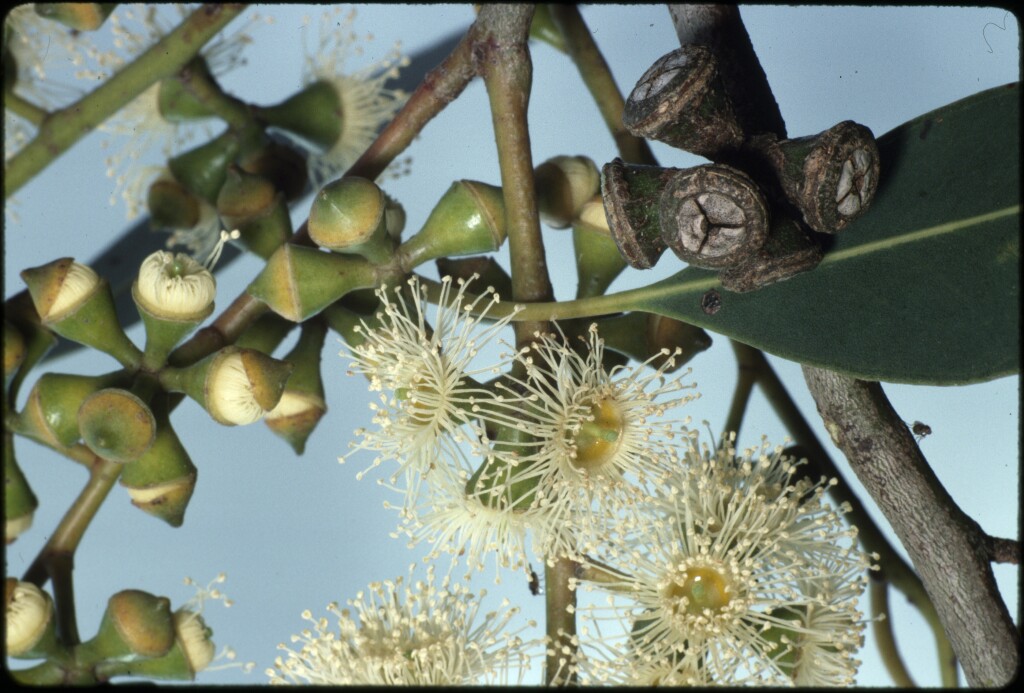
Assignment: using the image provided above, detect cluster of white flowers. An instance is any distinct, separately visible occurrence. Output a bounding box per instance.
[267,562,536,685]
[324,274,876,686]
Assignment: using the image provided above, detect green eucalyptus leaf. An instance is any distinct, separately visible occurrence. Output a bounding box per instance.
[618,83,1020,385]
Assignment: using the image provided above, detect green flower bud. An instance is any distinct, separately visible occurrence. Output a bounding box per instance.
[5,579,60,659]
[216,170,293,260]
[595,312,710,372]
[534,155,600,229]
[168,131,242,205]
[398,180,507,269]
[435,256,514,302]
[259,81,342,152]
[308,177,394,263]
[157,58,217,122]
[147,175,204,230]
[216,166,278,223]
[78,388,157,463]
[120,397,197,527]
[102,608,214,680]
[263,320,327,454]
[247,244,378,322]
[4,319,26,385]
[3,291,58,403]
[572,196,628,299]
[163,346,292,426]
[233,313,296,355]
[78,590,175,664]
[22,371,127,448]
[5,435,38,543]
[237,140,308,203]
[34,3,115,31]
[21,258,141,368]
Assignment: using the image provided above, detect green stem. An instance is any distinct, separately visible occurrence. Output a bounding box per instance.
[4,89,49,125]
[548,4,656,166]
[174,57,255,133]
[22,456,123,648]
[870,576,916,687]
[4,4,247,198]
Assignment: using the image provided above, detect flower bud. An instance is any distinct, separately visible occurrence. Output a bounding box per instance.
[4,320,26,385]
[21,258,141,368]
[309,177,394,263]
[164,346,293,426]
[263,320,328,455]
[22,371,127,448]
[572,196,627,299]
[133,250,216,368]
[237,140,309,203]
[434,256,514,301]
[247,244,378,323]
[157,58,217,122]
[216,169,294,260]
[168,131,242,205]
[78,388,157,463]
[78,590,175,664]
[145,173,203,232]
[233,313,296,355]
[120,397,197,527]
[5,579,59,659]
[259,81,342,153]
[534,155,600,229]
[3,291,58,402]
[398,180,507,269]
[5,436,38,544]
[104,608,214,680]
[33,3,114,31]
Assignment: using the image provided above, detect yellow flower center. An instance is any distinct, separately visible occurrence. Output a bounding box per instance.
[571,397,623,471]
[666,566,732,617]
[395,382,441,426]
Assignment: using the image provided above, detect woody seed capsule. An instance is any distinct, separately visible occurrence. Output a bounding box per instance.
[623,45,745,160]
[659,163,769,268]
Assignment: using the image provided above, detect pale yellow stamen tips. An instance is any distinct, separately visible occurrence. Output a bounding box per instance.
[5,580,53,656]
[204,229,241,271]
[207,352,269,426]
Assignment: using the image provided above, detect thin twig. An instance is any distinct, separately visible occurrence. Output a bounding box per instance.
[985,536,1021,565]
[548,5,657,165]
[5,4,247,197]
[869,575,916,687]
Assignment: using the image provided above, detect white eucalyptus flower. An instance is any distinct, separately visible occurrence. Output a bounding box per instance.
[267,563,537,685]
[135,250,216,320]
[576,436,873,686]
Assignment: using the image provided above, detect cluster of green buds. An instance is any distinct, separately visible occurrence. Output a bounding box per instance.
[5,580,219,682]
[6,242,292,529]
[604,44,880,292]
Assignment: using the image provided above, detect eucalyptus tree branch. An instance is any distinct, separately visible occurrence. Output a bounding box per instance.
[548,4,657,165]
[4,4,247,198]
[803,366,1019,687]
[986,536,1021,565]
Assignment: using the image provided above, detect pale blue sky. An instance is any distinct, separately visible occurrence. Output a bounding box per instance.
[4,5,1019,685]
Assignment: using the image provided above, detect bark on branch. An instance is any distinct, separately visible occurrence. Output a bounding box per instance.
[802,366,1019,686]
